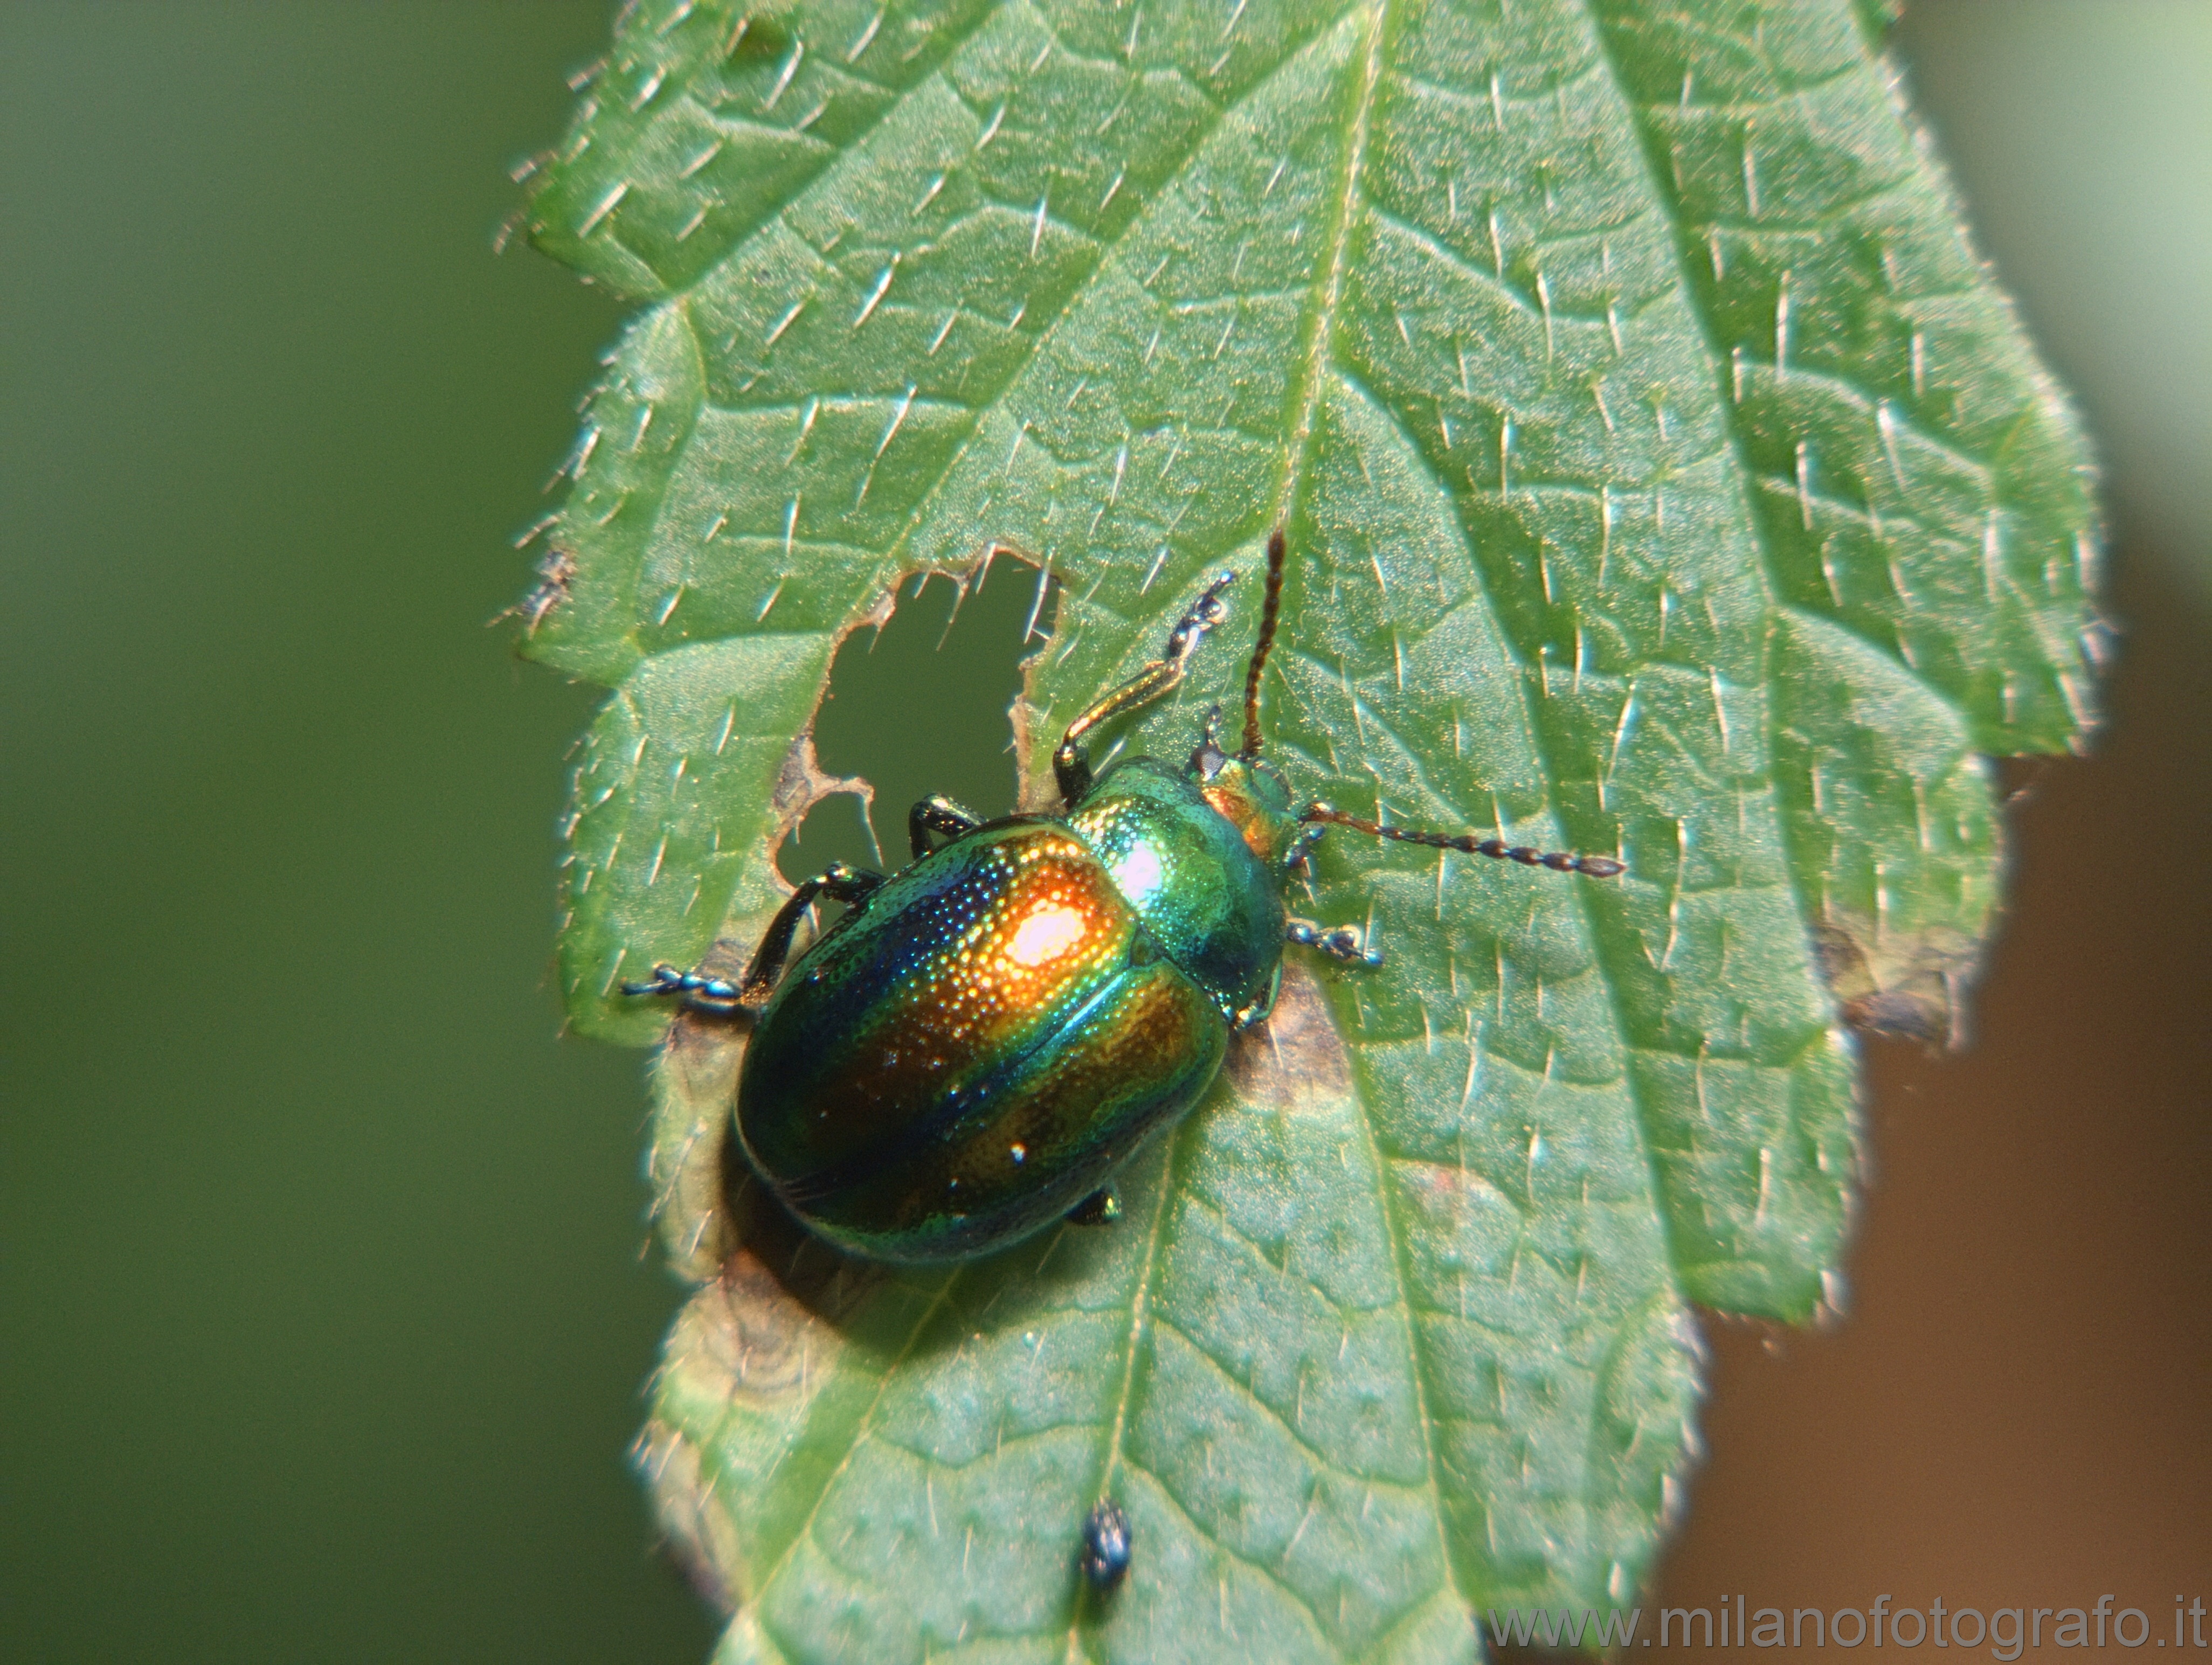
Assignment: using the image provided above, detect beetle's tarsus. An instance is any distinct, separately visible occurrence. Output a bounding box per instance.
[621,963,749,1016]
[909,794,986,858]
[1164,572,1235,660]
[1282,821,1325,874]
[1287,919,1384,968]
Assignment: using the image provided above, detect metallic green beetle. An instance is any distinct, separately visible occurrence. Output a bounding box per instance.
[626,528,1623,1262]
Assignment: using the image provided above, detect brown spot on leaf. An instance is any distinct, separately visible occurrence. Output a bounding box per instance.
[1810,915,1983,1045]
[633,1419,737,1616]
[647,1005,748,1280]
[1227,961,1354,1108]
[634,1239,882,1614]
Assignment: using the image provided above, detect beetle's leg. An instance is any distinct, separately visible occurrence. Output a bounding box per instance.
[1287,918,1385,968]
[626,862,888,1015]
[1065,1188,1122,1227]
[1282,821,1326,876]
[739,861,887,995]
[1054,572,1235,806]
[619,964,748,1015]
[909,794,986,859]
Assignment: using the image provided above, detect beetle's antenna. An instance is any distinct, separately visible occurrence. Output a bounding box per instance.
[1240,523,1288,757]
[1299,803,1625,877]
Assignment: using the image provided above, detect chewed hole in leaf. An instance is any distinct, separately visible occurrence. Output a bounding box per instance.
[775,553,1054,887]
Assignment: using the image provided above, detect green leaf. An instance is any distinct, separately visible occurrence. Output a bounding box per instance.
[517,0,2098,1656]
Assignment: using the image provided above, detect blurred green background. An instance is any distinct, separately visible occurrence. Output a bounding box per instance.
[1,4,2202,1661]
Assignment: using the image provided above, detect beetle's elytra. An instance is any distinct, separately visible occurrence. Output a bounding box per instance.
[626,528,1623,1263]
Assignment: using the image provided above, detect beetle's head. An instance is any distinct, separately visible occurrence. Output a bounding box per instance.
[1191,712,1299,867]
[1184,521,1306,869]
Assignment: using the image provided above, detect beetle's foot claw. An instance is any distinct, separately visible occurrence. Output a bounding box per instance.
[1066,1188,1122,1227]
[1288,920,1384,968]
